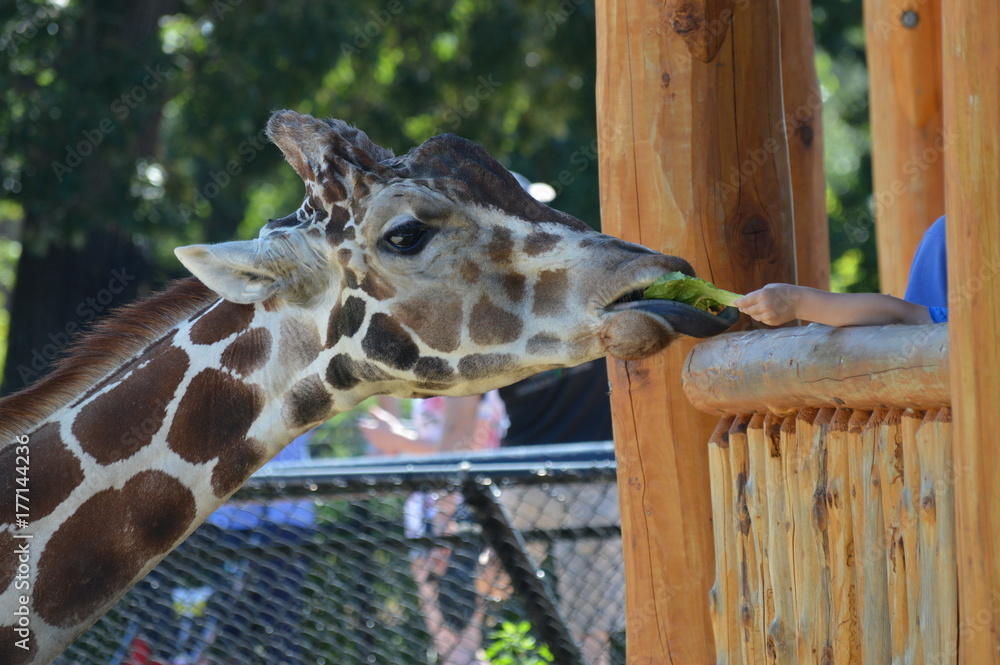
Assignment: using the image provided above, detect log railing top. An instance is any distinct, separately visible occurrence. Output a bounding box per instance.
[682,323,949,415]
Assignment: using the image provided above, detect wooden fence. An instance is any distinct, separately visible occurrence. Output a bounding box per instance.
[683,323,959,664]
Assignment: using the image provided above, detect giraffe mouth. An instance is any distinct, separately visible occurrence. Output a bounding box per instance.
[606,285,739,338]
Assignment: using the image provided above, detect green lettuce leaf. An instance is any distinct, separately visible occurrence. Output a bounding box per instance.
[642,272,743,313]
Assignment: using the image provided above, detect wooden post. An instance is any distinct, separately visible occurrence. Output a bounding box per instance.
[780,0,829,290]
[864,0,945,296]
[596,0,797,662]
[942,1,1000,663]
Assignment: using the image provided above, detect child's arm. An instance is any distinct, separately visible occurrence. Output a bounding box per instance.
[735,283,934,327]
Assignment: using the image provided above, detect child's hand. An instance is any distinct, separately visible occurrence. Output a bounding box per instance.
[734,283,802,326]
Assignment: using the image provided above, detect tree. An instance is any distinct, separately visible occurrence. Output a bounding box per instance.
[0,0,602,393]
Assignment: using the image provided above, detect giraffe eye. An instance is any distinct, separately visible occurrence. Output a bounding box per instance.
[383,219,432,254]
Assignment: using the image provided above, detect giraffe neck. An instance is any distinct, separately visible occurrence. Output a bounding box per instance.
[0,285,357,665]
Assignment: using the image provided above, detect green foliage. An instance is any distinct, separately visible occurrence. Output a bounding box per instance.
[485,620,554,665]
[812,0,878,293]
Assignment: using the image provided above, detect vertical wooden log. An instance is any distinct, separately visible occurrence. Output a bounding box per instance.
[747,413,776,662]
[596,0,798,661]
[876,408,908,663]
[850,410,890,663]
[779,0,830,290]
[942,2,1000,664]
[900,409,925,664]
[826,408,861,664]
[730,414,768,665]
[916,409,950,664]
[710,416,740,665]
[863,0,945,296]
[788,408,832,662]
[764,414,797,665]
[921,408,957,664]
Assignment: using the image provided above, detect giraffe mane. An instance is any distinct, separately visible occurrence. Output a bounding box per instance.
[0,277,219,448]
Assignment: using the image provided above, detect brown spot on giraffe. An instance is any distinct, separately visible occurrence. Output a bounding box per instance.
[326,205,351,239]
[322,174,348,202]
[167,369,264,465]
[458,353,517,380]
[326,295,367,349]
[279,317,322,370]
[362,313,421,370]
[329,223,357,246]
[0,423,83,526]
[73,343,190,465]
[524,230,562,256]
[392,295,463,353]
[326,353,360,391]
[469,295,523,345]
[336,247,353,265]
[220,327,272,376]
[326,354,393,391]
[282,374,333,429]
[460,260,482,283]
[526,332,562,355]
[212,437,266,497]
[501,273,527,302]
[34,470,196,628]
[486,227,515,264]
[360,270,397,301]
[189,301,255,345]
[413,357,456,383]
[0,624,36,664]
[533,269,570,316]
[0,530,17,594]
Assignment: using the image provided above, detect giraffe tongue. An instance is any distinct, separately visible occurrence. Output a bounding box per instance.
[609,299,739,338]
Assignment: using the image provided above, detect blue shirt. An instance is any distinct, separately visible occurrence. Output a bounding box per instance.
[905,216,948,308]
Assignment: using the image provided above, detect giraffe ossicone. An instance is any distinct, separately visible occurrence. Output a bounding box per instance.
[0,110,718,665]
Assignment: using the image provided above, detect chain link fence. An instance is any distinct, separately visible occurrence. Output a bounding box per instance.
[56,443,625,665]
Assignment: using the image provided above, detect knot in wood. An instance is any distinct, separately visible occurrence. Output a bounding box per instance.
[661,72,671,88]
[736,214,777,262]
[796,123,815,148]
[671,4,701,36]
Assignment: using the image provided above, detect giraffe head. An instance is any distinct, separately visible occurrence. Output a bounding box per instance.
[176,111,701,404]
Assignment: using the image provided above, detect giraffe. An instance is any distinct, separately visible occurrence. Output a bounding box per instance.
[0,110,712,664]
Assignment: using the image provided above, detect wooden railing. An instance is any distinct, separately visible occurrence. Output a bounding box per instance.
[682,324,957,664]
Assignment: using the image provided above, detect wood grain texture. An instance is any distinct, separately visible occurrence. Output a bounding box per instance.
[746,413,775,665]
[942,2,1000,663]
[825,409,861,664]
[682,324,950,415]
[779,0,829,290]
[850,410,891,663]
[863,0,945,297]
[596,0,797,661]
[709,416,739,665]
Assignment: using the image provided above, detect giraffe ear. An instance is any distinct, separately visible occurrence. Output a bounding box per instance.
[266,110,391,186]
[175,241,282,304]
